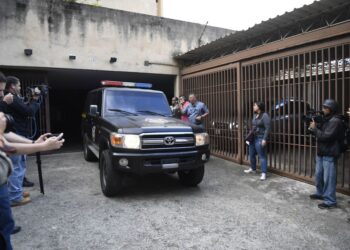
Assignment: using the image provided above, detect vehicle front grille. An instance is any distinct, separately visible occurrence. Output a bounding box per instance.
[141,133,195,149]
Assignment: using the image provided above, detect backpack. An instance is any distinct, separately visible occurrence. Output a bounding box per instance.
[340,118,350,153]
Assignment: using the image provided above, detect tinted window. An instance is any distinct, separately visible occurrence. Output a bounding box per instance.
[104,90,172,116]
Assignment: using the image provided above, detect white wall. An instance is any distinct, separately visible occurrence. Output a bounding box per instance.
[0,0,232,96]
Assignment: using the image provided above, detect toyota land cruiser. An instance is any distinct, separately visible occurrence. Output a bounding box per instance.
[81,81,210,197]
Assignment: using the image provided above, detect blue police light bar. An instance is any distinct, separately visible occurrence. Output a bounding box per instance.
[135,82,152,89]
[101,81,152,89]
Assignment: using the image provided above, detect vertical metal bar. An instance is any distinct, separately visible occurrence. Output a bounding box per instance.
[342,44,346,188]
[298,53,302,176]
[287,56,291,173]
[272,59,276,170]
[237,64,242,163]
[328,47,331,99]
[282,57,286,171]
[309,51,314,178]
[267,60,272,169]
[277,58,281,170]
[292,55,296,174]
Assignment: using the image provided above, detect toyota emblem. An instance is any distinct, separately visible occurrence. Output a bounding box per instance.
[164,136,176,146]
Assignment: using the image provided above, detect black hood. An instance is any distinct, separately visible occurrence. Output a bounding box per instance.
[322,99,338,114]
[104,115,204,134]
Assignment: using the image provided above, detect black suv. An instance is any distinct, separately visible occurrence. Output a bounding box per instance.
[81,82,210,197]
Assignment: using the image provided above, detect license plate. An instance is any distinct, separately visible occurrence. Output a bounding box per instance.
[162,163,179,169]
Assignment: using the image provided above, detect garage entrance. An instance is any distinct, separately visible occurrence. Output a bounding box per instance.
[0,67,176,152]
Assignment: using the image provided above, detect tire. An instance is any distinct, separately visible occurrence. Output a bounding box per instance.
[99,150,123,197]
[83,135,98,162]
[178,165,205,187]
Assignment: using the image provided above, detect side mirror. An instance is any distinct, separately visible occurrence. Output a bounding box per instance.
[90,105,99,116]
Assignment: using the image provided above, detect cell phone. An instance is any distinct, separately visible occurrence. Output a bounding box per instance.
[48,133,64,139]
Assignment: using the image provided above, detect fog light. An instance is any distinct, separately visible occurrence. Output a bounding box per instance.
[119,158,128,167]
[201,154,207,161]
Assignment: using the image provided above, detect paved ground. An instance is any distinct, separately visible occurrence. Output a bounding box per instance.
[11,152,350,250]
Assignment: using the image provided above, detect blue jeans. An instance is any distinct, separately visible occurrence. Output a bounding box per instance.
[8,155,27,202]
[249,138,268,173]
[0,184,14,250]
[315,156,337,206]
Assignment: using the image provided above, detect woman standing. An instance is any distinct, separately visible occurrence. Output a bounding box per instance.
[244,101,271,180]
[179,95,190,122]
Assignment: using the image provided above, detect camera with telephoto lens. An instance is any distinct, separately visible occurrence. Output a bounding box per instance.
[26,85,49,99]
[4,114,14,133]
[302,109,324,127]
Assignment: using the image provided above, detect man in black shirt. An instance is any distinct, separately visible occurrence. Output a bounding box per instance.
[5,76,39,206]
[308,99,344,209]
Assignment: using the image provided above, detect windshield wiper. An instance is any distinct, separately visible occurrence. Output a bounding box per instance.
[136,110,167,117]
[108,109,138,116]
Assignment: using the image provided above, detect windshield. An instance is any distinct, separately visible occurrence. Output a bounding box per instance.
[104,89,172,116]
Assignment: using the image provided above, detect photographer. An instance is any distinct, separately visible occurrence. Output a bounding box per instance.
[0,111,64,250]
[308,99,345,209]
[170,97,181,119]
[0,72,13,112]
[5,76,40,206]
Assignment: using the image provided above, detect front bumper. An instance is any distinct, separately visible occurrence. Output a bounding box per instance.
[111,148,210,174]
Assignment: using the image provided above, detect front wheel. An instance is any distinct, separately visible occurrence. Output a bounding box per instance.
[178,165,205,187]
[99,150,123,197]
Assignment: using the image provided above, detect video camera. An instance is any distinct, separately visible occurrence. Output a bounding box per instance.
[302,109,324,126]
[25,85,49,99]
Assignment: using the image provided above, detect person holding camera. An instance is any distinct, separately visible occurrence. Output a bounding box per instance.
[0,72,13,112]
[0,111,15,250]
[170,97,181,119]
[182,94,209,129]
[0,111,64,250]
[308,99,345,209]
[5,76,40,206]
[244,101,271,181]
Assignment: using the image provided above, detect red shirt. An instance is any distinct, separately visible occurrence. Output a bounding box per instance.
[181,101,190,122]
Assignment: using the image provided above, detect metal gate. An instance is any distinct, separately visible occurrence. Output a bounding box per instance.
[181,64,242,163]
[181,40,350,194]
[241,41,350,193]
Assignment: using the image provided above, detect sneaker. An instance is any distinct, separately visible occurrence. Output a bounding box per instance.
[23,191,30,198]
[318,203,337,209]
[23,177,34,187]
[11,226,21,235]
[260,173,266,181]
[10,197,31,207]
[244,168,256,174]
[309,194,323,200]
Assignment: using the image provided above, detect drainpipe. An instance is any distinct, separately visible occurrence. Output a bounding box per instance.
[157,0,163,17]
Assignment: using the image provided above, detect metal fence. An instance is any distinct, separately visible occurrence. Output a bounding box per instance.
[182,64,242,163]
[181,40,350,194]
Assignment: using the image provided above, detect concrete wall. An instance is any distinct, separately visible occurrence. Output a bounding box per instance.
[73,0,160,16]
[0,0,232,78]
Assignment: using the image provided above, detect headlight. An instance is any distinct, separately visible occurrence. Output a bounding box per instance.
[110,133,141,149]
[195,133,209,146]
